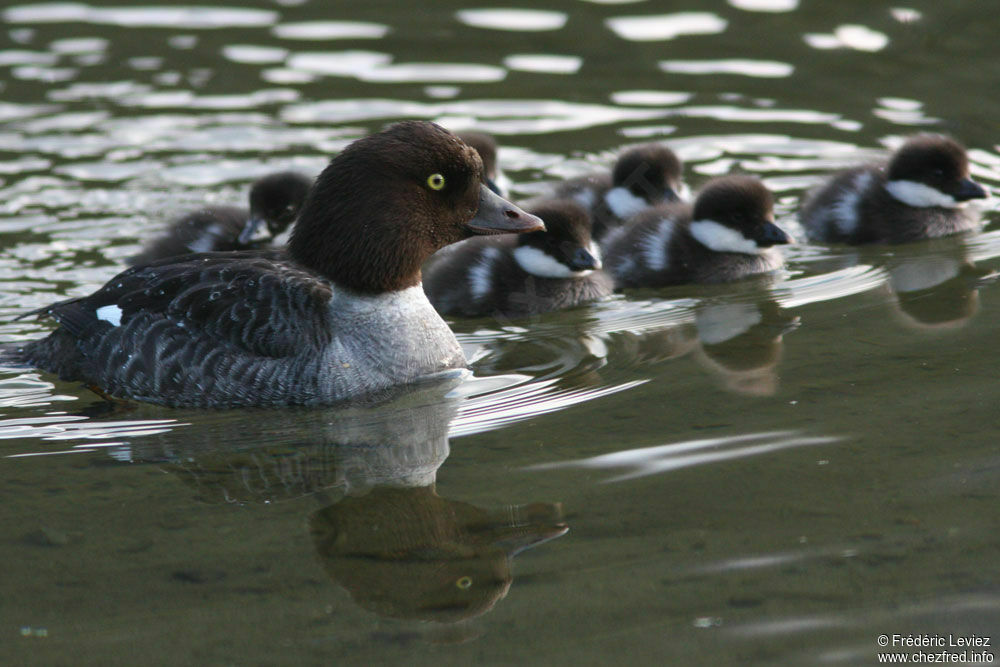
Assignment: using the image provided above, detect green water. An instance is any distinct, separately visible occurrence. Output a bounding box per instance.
[1,1,998,664]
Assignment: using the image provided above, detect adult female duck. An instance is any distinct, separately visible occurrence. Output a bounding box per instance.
[9,122,543,407]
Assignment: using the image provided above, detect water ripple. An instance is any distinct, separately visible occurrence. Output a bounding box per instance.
[451,377,648,438]
[728,0,799,11]
[281,98,668,134]
[503,54,582,75]
[456,9,568,32]
[0,50,58,66]
[525,430,842,482]
[221,45,289,65]
[606,12,728,41]
[610,90,693,106]
[285,50,392,76]
[804,24,890,52]
[659,59,794,78]
[272,20,389,40]
[4,4,278,28]
[358,63,507,84]
[774,265,887,309]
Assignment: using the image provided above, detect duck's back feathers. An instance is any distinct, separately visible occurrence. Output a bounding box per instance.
[18,252,351,406]
[62,252,331,355]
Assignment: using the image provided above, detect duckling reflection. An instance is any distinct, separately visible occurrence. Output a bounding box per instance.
[693,298,799,396]
[881,239,986,330]
[114,380,568,626]
[310,490,566,623]
[790,235,986,331]
[609,282,797,396]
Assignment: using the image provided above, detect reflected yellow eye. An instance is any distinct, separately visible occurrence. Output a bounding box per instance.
[427,173,446,190]
[456,576,473,590]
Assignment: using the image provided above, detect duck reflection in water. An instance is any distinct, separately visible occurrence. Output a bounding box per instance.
[795,234,988,331]
[881,237,987,331]
[122,379,567,628]
[612,279,798,396]
[310,489,566,624]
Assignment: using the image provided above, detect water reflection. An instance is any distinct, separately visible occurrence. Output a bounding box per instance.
[885,253,985,331]
[311,488,565,624]
[107,383,566,626]
[605,287,797,396]
[784,234,989,331]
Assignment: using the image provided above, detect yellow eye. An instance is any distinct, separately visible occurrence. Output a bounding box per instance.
[427,173,446,190]
[456,576,473,590]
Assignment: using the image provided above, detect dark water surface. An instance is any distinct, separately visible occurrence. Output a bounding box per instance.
[2,1,999,664]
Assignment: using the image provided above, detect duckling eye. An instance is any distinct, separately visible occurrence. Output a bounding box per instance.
[427,173,446,191]
[456,576,473,590]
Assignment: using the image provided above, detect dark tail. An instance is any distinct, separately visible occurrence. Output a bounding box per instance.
[0,332,81,379]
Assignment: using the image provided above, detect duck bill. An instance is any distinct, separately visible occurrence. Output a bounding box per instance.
[237,217,268,244]
[569,246,602,271]
[756,220,792,247]
[466,185,545,235]
[954,177,988,202]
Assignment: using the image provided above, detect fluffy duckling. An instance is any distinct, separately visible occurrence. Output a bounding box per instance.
[800,134,988,244]
[603,175,790,287]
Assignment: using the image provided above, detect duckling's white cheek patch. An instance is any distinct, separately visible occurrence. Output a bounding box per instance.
[885,180,958,208]
[513,246,580,278]
[690,220,760,255]
[605,186,648,220]
[96,304,123,327]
